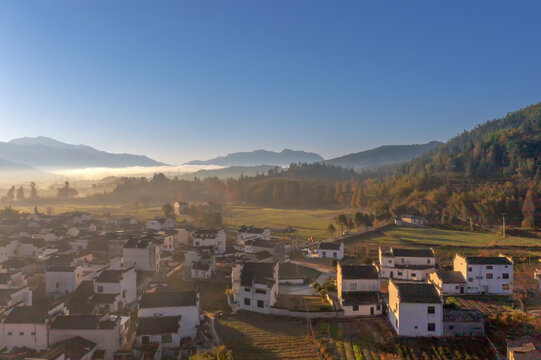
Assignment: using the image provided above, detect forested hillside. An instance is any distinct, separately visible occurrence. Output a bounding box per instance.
[367,103,541,227]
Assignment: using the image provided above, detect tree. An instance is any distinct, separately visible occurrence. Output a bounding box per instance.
[16,186,25,201]
[57,181,77,199]
[327,224,336,238]
[29,182,39,200]
[162,203,174,218]
[336,214,348,233]
[5,186,15,202]
[522,187,536,229]
[354,212,364,231]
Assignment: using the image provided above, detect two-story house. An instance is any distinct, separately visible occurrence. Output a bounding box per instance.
[232,261,279,314]
[388,280,443,337]
[377,247,436,281]
[94,266,137,311]
[453,254,513,295]
[45,265,84,296]
[337,259,381,316]
[192,228,227,254]
[237,226,271,247]
[318,242,344,260]
[122,238,161,272]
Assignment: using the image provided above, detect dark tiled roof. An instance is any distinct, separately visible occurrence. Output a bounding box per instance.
[443,309,483,322]
[393,281,441,303]
[51,336,97,360]
[139,290,197,308]
[95,270,123,283]
[341,291,380,305]
[394,264,436,270]
[255,250,273,260]
[192,262,210,271]
[51,315,118,330]
[91,293,119,305]
[252,240,275,249]
[240,262,275,287]
[341,264,379,279]
[391,248,434,258]
[5,306,48,323]
[47,265,76,272]
[434,270,466,284]
[319,242,341,250]
[137,315,181,335]
[465,256,512,265]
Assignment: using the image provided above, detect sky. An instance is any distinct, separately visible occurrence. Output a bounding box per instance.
[1,1,541,165]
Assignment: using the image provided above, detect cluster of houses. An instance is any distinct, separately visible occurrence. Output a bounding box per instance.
[0,211,222,360]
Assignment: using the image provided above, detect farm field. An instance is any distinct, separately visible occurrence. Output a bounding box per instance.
[344,224,541,251]
[223,206,346,241]
[315,318,494,360]
[216,312,321,360]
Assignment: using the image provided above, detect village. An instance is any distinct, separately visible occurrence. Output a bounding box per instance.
[0,204,537,360]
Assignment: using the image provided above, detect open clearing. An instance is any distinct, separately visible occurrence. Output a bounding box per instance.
[216,312,321,360]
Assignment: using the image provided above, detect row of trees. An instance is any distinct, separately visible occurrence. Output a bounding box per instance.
[327,212,374,237]
[1,181,78,203]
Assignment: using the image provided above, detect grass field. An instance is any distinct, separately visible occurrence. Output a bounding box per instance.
[223,206,347,241]
[344,224,541,251]
[216,312,321,360]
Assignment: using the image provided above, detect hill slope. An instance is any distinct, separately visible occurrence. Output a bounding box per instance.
[325,141,442,169]
[185,149,324,166]
[1,137,166,169]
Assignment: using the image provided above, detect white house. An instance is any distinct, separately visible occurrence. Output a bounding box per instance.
[0,306,49,351]
[191,261,212,280]
[232,261,279,314]
[122,238,161,272]
[138,290,200,340]
[388,280,443,337]
[0,270,27,289]
[136,315,182,349]
[45,265,83,296]
[377,247,436,281]
[453,254,513,295]
[0,287,32,309]
[337,259,382,317]
[399,215,428,226]
[146,218,175,231]
[49,314,125,360]
[318,242,344,260]
[237,226,271,246]
[192,228,226,254]
[94,266,137,310]
[429,270,467,295]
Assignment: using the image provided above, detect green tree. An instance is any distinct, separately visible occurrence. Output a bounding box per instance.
[162,203,174,218]
[327,224,336,238]
[522,187,536,229]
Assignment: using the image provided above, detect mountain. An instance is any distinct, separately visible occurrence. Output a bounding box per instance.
[0,137,166,170]
[185,149,324,167]
[324,141,442,169]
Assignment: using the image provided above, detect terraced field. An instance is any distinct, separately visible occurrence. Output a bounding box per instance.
[216,312,321,359]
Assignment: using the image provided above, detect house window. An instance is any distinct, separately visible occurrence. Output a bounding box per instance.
[7,332,12,336]
[257,300,264,308]
[352,304,359,311]
[255,289,266,295]
[19,332,24,335]
[401,258,405,264]
[468,278,473,282]
[486,266,493,270]
[244,298,251,306]
[502,273,509,279]
[349,283,357,291]
[376,305,381,310]
[411,273,416,278]
[56,282,60,289]
[427,259,431,264]
[468,267,472,272]
[398,272,403,276]
[427,306,435,314]
[322,251,326,257]
[427,323,436,332]
[486,273,493,279]
[333,252,337,259]
[388,260,392,264]
[244,287,251,292]
[98,286,104,293]
[449,325,454,330]
[31,332,35,335]
[195,242,199,246]
[142,336,150,344]
[162,333,172,343]
[502,284,510,290]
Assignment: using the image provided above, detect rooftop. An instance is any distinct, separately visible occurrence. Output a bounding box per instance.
[240,262,275,287]
[443,309,484,323]
[5,306,48,323]
[434,270,466,284]
[319,242,341,250]
[51,315,118,330]
[391,248,434,258]
[340,264,379,280]
[341,291,380,305]
[137,315,181,335]
[139,290,197,308]
[392,281,441,304]
[463,255,513,265]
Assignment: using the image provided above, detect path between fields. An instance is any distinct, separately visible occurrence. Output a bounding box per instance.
[290,259,334,272]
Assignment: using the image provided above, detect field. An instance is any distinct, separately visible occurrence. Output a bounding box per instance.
[216,312,321,360]
[274,294,333,312]
[344,225,541,253]
[315,318,494,360]
[223,206,346,241]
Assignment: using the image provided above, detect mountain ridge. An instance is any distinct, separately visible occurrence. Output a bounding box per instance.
[185,148,324,167]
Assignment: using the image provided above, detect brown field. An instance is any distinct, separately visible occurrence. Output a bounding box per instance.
[216,312,321,360]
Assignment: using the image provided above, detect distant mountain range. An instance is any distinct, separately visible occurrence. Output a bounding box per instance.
[0,137,166,170]
[185,149,325,167]
[185,142,441,169]
[324,141,443,169]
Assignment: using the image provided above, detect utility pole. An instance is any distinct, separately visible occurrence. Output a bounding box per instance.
[501,213,506,238]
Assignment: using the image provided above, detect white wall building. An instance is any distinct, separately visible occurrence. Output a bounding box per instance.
[122,238,161,272]
[388,280,443,337]
[237,226,271,246]
[192,228,226,254]
[453,254,513,295]
[94,266,137,310]
[146,218,175,231]
[337,260,381,317]
[46,265,83,296]
[232,261,279,314]
[429,270,466,296]
[377,247,436,281]
[318,242,344,260]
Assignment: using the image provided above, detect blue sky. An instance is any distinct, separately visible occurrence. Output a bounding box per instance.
[1,1,541,164]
